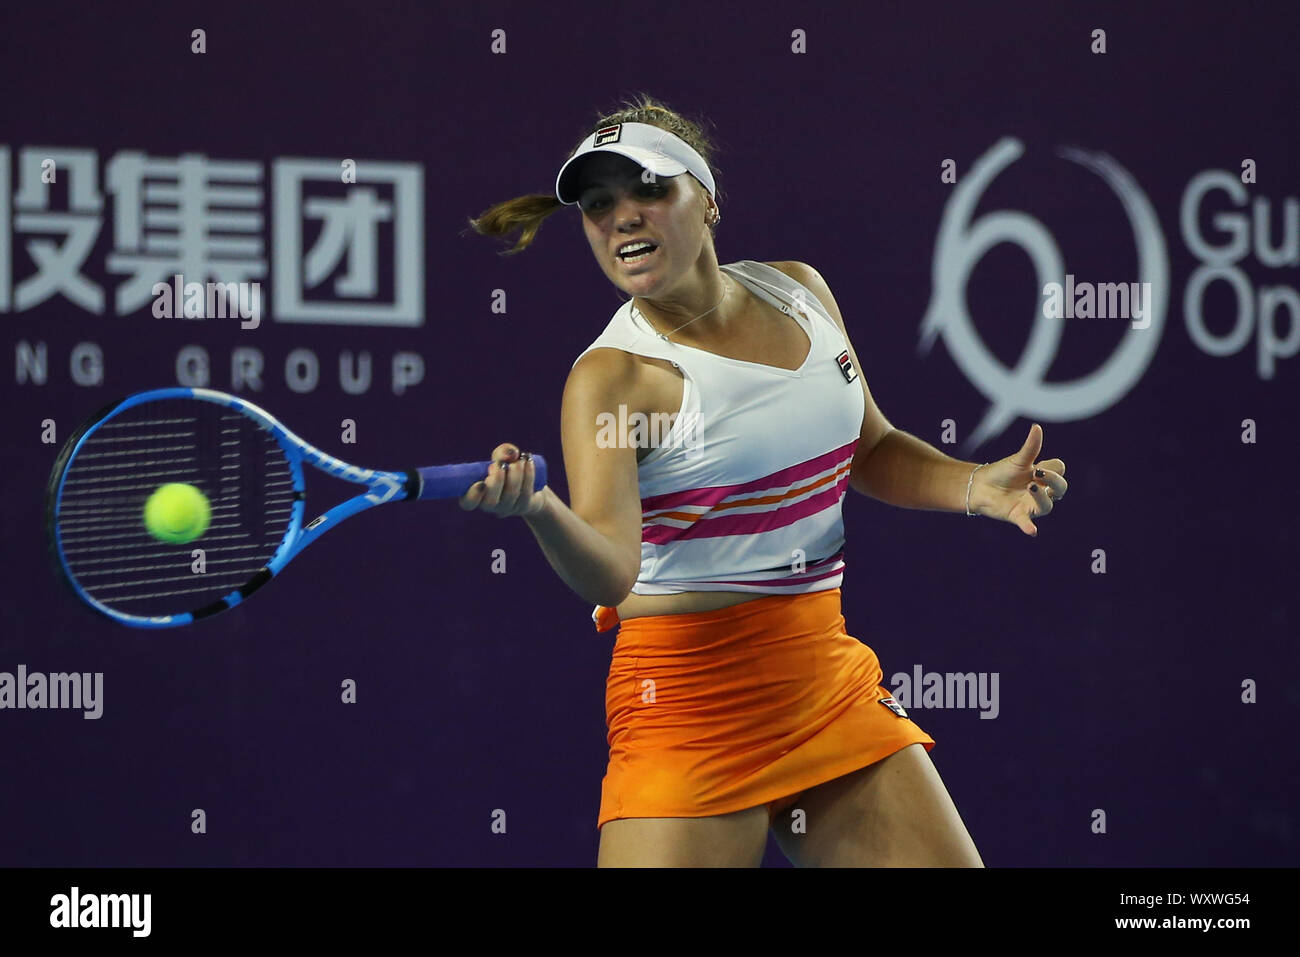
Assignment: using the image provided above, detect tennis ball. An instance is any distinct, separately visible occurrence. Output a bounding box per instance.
[143,483,211,544]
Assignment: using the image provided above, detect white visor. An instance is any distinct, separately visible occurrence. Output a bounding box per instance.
[555,121,716,205]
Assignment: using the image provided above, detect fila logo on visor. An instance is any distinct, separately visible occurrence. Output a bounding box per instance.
[836,349,858,383]
[593,125,622,146]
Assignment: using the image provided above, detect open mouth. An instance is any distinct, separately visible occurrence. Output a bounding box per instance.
[617,242,658,265]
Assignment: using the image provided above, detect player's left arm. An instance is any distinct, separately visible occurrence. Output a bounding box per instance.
[766,261,894,498]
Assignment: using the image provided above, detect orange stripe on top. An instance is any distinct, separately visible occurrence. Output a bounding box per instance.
[645,462,852,526]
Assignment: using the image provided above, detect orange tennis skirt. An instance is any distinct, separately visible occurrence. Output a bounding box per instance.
[595,587,935,830]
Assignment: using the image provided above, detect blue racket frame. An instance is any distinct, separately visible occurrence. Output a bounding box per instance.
[48,387,546,629]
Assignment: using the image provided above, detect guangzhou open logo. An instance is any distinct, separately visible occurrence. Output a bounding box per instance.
[920,137,1169,454]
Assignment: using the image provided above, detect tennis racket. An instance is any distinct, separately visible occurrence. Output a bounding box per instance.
[44,386,547,628]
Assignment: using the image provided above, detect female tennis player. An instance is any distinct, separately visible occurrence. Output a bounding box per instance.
[461,94,1067,867]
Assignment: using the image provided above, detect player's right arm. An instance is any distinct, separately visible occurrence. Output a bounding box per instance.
[516,348,644,608]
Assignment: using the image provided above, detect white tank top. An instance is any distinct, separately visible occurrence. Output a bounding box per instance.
[571,260,866,607]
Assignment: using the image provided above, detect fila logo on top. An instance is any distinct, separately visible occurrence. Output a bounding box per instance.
[593,125,622,146]
[836,349,858,383]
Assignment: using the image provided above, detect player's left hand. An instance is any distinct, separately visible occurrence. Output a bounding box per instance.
[970,424,1067,537]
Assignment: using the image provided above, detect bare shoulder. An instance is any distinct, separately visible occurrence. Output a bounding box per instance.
[566,345,640,390]
[763,259,830,294]
[566,344,681,415]
[564,346,657,410]
[764,261,850,336]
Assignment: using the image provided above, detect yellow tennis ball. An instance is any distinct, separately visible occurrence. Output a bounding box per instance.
[143,483,211,544]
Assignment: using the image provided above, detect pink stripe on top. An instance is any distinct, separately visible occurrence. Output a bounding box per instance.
[641,439,858,513]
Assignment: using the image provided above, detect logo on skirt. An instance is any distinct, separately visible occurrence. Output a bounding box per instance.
[878,695,909,718]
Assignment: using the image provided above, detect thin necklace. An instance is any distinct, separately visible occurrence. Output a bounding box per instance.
[633,275,732,342]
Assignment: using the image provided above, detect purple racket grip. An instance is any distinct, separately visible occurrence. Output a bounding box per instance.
[414,454,547,501]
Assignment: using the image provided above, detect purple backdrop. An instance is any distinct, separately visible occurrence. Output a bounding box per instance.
[1,0,1295,867]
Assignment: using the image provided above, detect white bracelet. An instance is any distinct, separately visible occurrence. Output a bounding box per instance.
[965,463,989,516]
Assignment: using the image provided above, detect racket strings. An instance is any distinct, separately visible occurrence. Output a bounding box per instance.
[58,513,292,536]
[55,400,298,616]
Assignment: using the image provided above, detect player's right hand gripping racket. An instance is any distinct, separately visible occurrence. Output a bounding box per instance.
[45,387,547,628]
